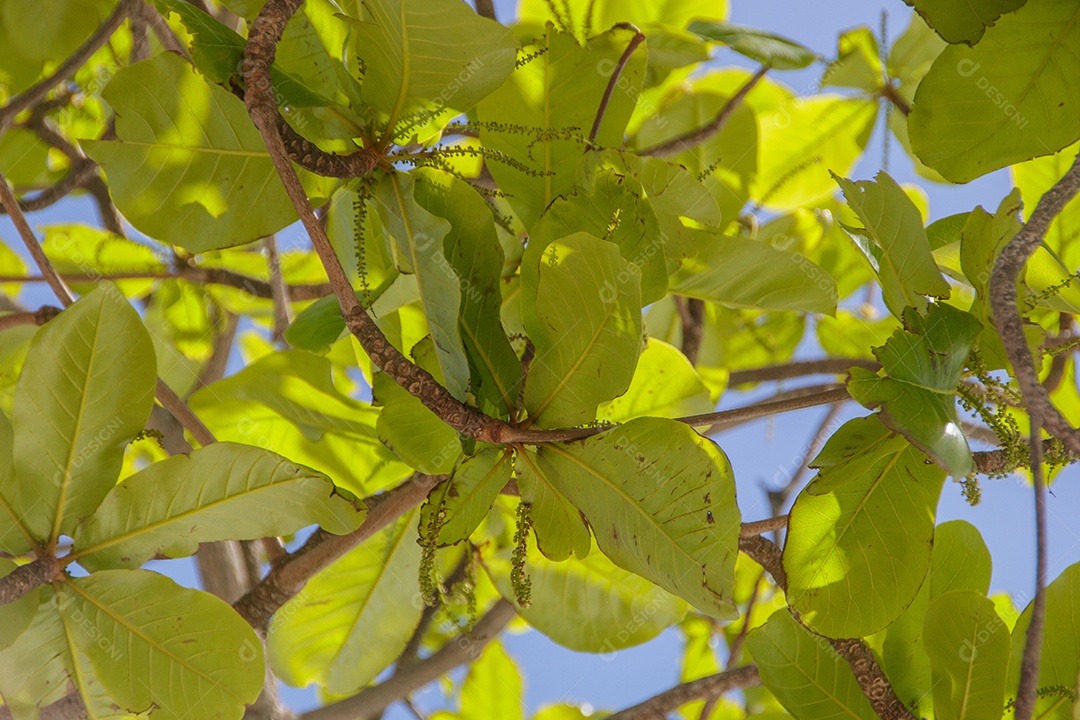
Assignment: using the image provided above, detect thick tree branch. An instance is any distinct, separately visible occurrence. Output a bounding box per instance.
[641,66,769,158]
[0,556,60,606]
[0,0,136,130]
[0,305,61,331]
[242,0,507,443]
[740,515,789,538]
[677,297,705,365]
[233,475,441,631]
[301,599,516,720]
[990,151,1080,455]
[605,665,762,720]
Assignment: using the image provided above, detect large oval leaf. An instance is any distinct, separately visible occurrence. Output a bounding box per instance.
[522,233,642,429]
[784,415,946,638]
[266,510,423,694]
[56,570,264,720]
[908,0,1080,182]
[746,610,877,720]
[538,417,740,618]
[11,284,155,544]
[73,442,364,572]
[83,54,336,251]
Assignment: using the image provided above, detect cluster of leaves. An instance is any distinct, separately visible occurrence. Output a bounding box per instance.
[0,0,1079,719]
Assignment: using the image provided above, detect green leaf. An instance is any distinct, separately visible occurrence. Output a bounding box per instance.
[688,22,817,70]
[537,417,740,618]
[410,168,523,417]
[189,351,411,496]
[833,170,951,317]
[83,54,336,252]
[523,233,643,428]
[597,339,713,422]
[153,0,334,107]
[1013,141,1080,269]
[374,171,470,400]
[785,416,947,637]
[924,590,1010,720]
[847,303,981,477]
[823,27,883,92]
[746,610,877,720]
[903,0,1027,45]
[0,585,74,717]
[422,447,512,547]
[343,0,517,134]
[931,521,993,599]
[1008,561,1080,720]
[515,449,592,562]
[483,526,688,653]
[477,26,645,228]
[56,570,264,720]
[41,225,166,298]
[669,229,838,314]
[523,166,668,306]
[267,510,422,695]
[753,96,877,210]
[0,409,33,555]
[373,371,462,475]
[73,442,363,572]
[0,559,38,650]
[460,643,524,720]
[520,0,728,36]
[11,285,156,543]
[0,0,100,64]
[908,0,1080,183]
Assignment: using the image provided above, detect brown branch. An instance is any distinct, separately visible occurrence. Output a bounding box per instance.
[641,66,769,158]
[0,556,60,606]
[771,403,844,514]
[880,82,911,117]
[736,533,916,720]
[677,297,705,365]
[0,160,97,214]
[0,270,332,301]
[740,515,789,538]
[242,0,508,443]
[697,385,850,433]
[725,574,763,671]
[233,475,440,631]
[0,0,137,130]
[588,23,645,146]
[1014,414,1048,720]
[990,151,1080,456]
[301,599,516,720]
[0,305,61,331]
[605,665,761,720]
[155,379,216,447]
[81,175,125,236]
[0,170,77,304]
[265,236,291,344]
[728,358,880,386]
[474,0,496,20]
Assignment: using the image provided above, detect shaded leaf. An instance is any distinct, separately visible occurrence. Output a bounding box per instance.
[422,447,512,547]
[689,22,817,70]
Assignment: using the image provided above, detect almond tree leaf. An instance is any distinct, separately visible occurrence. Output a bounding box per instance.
[56,571,265,720]
[1008,561,1080,720]
[477,25,645,228]
[0,409,34,555]
[930,520,992,599]
[833,170,951,317]
[0,559,38,650]
[342,0,518,133]
[688,22,817,70]
[422,447,512,547]
[924,590,1010,720]
[908,0,1080,183]
[82,54,337,252]
[459,642,524,720]
[266,510,422,695]
[0,585,74,717]
[73,442,364,572]
[746,610,878,720]
[538,417,740,619]
[482,521,688,652]
[785,415,947,638]
[523,233,642,429]
[597,339,713,422]
[902,0,1027,45]
[410,168,523,418]
[669,228,838,314]
[11,284,156,544]
[515,447,592,563]
[373,171,470,400]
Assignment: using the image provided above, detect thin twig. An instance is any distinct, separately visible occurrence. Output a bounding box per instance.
[725,572,763,670]
[0,170,77,304]
[728,358,880,386]
[233,475,441,631]
[0,271,332,301]
[880,82,911,117]
[265,235,291,345]
[641,66,769,158]
[588,23,645,146]
[770,403,844,514]
[0,0,137,130]
[990,151,1080,455]
[300,599,516,720]
[605,665,761,720]
[0,306,61,331]
[1013,414,1048,720]
[740,515,789,538]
